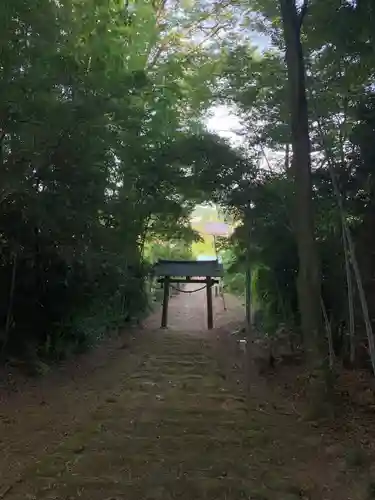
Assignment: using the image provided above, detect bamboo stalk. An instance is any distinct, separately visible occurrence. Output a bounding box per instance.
[315,120,375,374]
[321,296,335,369]
[1,252,17,357]
[343,227,355,364]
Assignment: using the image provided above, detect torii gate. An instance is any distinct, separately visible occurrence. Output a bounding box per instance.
[153,259,224,330]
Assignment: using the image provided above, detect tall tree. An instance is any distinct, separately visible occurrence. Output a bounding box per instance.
[279,0,322,359]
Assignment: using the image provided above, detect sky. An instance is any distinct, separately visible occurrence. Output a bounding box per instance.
[192,16,273,243]
[204,32,270,145]
[206,105,243,144]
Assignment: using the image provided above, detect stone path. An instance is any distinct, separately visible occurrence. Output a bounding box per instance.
[0,290,370,499]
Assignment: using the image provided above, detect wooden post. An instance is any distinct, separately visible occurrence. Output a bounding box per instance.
[206,277,213,330]
[244,208,253,393]
[161,276,170,328]
[245,268,251,328]
[245,207,252,331]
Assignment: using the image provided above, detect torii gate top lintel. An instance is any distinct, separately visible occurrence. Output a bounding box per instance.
[153,259,224,279]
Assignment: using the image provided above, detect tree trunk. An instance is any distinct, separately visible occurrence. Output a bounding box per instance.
[314,117,375,373]
[279,0,322,359]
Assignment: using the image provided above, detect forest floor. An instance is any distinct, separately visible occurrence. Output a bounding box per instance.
[1,288,375,499]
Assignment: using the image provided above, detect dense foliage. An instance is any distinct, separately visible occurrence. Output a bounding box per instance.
[216,0,375,371]
[2,0,375,380]
[0,0,223,359]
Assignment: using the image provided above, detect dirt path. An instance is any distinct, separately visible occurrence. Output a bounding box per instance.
[0,290,372,499]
